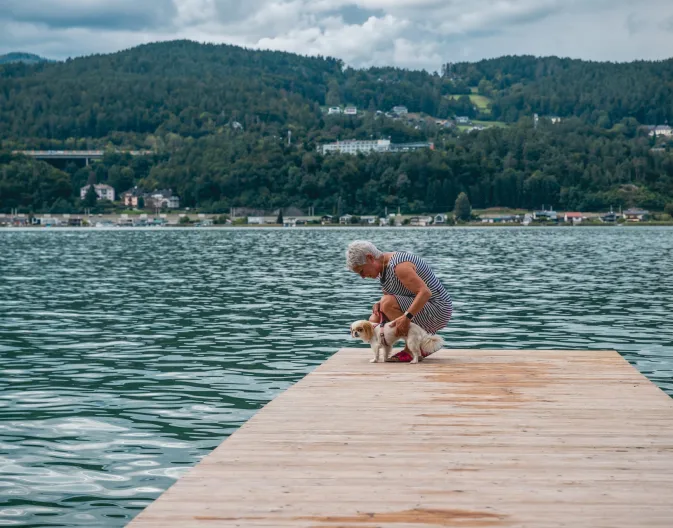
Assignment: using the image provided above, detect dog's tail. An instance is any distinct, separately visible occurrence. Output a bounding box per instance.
[421,334,444,356]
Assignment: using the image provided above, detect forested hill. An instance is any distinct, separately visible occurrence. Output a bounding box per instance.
[1,40,672,216]
[0,52,52,65]
[448,55,673,125]
[0,40,462,142]
[2,41,671,143]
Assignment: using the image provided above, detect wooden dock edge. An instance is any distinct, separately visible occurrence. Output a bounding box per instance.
[127,348,673,527]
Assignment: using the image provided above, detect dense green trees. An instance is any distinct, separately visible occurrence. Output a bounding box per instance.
[1,41,672,215]
[449,55,673,125]
[3,116,671,215]
[454,192,472,221]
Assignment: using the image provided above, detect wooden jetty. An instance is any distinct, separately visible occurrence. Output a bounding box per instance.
[127,348,673,527]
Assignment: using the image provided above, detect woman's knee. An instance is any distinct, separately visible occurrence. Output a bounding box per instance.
[379,294,396,310]
[379,295,401,317]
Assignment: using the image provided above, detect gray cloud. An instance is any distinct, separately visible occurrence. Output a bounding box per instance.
[0,0,176,31]
[626,13,648,36]
[0,0,671,69]
[660,14,673,32]
[330,5,386,24]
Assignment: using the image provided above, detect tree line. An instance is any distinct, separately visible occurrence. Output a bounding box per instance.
[1,41,672,215]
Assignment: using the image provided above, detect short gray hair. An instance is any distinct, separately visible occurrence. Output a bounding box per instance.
[346,240,383,270]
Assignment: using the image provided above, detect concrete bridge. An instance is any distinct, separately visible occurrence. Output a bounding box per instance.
[12,150,152,165]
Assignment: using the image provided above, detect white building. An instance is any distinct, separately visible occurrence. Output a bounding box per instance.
[392,106,408,115]
[149,189,180,209]
[409,216,433,226]
[623,208,649,222]
[455,116,470,124]
[360,215,378,225]
[564,212,584,224]
[344,107,357,115]
[320,139,391,155]
[327,107,342,115]
[649,125,673,137]
[533,210,557,221]
[80,184,115,201]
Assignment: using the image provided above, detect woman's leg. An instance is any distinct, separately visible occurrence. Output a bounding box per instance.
[369,294,403,323]
[378,295,415,362]
[379,294,403,321]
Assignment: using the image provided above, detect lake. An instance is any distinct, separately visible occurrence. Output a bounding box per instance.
[1,226,672,526]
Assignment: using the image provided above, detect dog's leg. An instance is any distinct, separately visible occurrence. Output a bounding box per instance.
[383,345,392,362]
[370,345,379,363]
[409,343,420,364]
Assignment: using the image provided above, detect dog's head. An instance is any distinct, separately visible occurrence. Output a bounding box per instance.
[350,320,375,342]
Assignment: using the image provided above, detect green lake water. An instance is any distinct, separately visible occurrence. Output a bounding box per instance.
[1,227,672,526]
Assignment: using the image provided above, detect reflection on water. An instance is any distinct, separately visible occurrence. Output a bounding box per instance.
[0,227,672,526]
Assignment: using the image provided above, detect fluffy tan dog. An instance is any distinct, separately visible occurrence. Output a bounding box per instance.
[350,320,443,364]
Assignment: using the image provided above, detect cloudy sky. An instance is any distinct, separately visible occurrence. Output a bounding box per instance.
[1,0,672,70]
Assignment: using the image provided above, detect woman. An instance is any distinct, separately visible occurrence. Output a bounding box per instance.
[346,240,453,362]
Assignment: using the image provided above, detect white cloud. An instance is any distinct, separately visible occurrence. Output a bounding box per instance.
[0,0,672,69]
[173,0,219,26]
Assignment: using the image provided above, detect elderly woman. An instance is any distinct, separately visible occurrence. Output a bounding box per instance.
[346,240,453,362]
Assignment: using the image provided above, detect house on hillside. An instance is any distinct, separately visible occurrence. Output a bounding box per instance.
[327,107,342,115]
[392,106,408,115]
[649,125,673,137]
[80,184,115,202]
[455,116,470,124]
[344,107,357,115]
[339,214,353,224]
[121,186,145,207]
[149,189,180,209]
[434,213,447,225]
[320,139,391,155]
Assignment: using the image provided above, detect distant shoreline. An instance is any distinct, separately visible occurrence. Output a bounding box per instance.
[3,223,673,230]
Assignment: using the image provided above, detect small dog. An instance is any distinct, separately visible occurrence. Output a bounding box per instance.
[350,320,444,364]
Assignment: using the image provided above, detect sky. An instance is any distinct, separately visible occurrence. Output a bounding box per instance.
[1,0,672,71]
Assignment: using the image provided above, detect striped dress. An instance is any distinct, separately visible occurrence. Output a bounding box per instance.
[380,252,453,334]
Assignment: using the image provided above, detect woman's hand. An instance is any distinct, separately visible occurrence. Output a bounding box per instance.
[372,302,381,318]
[390,315,410,337]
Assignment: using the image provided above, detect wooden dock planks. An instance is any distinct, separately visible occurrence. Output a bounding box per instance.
[127,349,673,527]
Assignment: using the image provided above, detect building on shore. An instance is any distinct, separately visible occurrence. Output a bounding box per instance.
[563,212,584,224]
[623,209,649,222]
[121,187,180,209]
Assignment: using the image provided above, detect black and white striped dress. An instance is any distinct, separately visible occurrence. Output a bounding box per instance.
[380,252,453,334]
